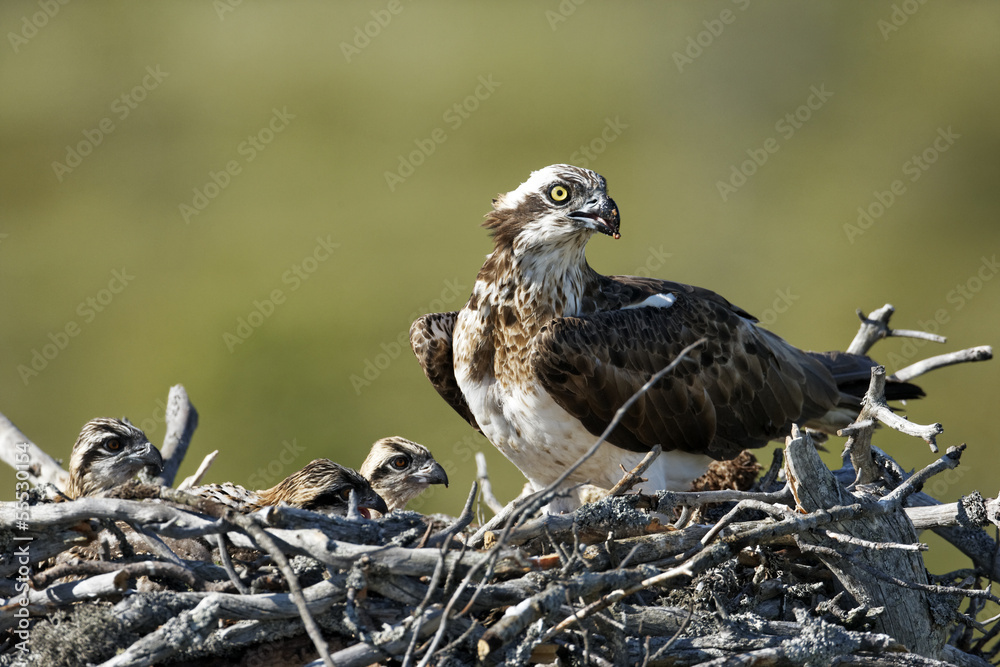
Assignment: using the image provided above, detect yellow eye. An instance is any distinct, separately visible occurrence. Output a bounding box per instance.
[105,439,122,452]
[338,487,352,502]
[549,184,570,203]
[392,456,409,470]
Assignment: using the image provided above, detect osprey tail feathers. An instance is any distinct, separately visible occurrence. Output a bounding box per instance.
[803,350,925,433]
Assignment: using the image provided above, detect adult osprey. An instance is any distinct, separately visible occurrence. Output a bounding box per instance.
[410,164,922,501]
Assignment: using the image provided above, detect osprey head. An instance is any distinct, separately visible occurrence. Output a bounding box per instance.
[67,417,163,498]
[484,164,620,250]
[360,437,448,512]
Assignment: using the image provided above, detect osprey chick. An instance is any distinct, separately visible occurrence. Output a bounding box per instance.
[360,437,448,513]
[66,417,163,499]
[192,459,388,518]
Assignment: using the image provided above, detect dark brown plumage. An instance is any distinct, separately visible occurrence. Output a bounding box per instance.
[359,437,448,512]
[192,459,388,518]
[65,418,163,499]
[410,164,923,498]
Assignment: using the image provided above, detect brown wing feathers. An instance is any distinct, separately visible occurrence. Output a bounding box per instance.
[531,286,841,461]
[410,311,481,431]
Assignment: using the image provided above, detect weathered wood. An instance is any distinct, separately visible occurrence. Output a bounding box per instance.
[892,346,993,383]
[177,449,218,490]
[785,426,948,659]
[0,411,69,490]
[846,304,897,355]
[307,607,444,667]
[97,579,346,667]
[153,384,198,487]
[834,458,1000,583]
[906,495,997,532]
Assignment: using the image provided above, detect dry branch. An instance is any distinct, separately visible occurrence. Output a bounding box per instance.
[177,449,218,490]
[892,346,993,383]
[0,411,69,490]
[153,384,198,487]
[475,452,505,516]
[847,303,946,356]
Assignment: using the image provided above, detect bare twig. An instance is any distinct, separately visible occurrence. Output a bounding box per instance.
[315,607,444,667]
[608,445,662,497]
[426,481,477,548]
[0,410,70,490]
[846,304,950,356]
[839,366,943,477]
[475,452,505,515]
[846,304,896,355]
[215,533,249,594]
[890,346,993,383]
[177,450,219,490]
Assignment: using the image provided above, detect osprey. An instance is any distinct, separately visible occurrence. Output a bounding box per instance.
[191,459,388,519]
[410,164,923,503]
[359,437,449,513]
[66,418,163,499]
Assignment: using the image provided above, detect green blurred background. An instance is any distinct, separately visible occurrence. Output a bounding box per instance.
[2,2,998,573]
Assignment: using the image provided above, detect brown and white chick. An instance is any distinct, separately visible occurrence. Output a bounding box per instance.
[360,437,448,513]
[192,459,388,518]
[65,417,163,499]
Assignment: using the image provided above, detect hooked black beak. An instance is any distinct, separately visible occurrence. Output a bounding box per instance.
[569,193,620,239]
[363,489,389,516]
[415,460,449,487]
[130,441,164,474]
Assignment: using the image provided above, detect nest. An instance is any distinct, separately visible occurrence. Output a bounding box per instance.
[1,305,997,667]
